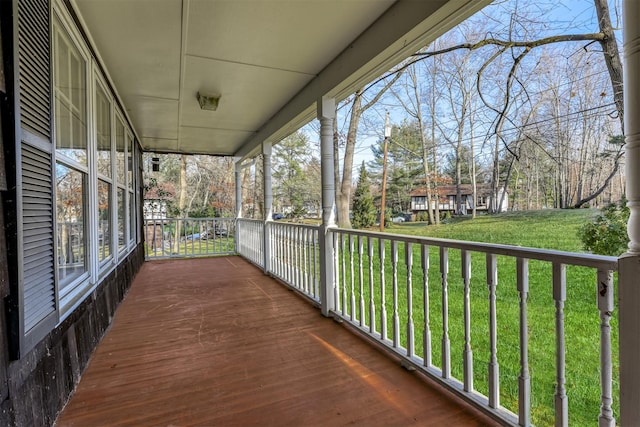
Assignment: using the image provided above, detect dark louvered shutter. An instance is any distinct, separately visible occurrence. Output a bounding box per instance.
[18,0,51,138]
[13,0,57,357]
[21,144,55,333]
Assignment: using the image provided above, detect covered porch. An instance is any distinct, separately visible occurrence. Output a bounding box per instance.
[5,0,638,425]
[55,256,494,426]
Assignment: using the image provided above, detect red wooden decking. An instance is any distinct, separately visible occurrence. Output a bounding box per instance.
[55,256,498,426]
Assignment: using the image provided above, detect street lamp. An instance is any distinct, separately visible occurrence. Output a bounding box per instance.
[380,112,391,232]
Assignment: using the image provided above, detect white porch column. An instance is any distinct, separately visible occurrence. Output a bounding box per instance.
[318,97,336,317]
[263,142,273,274]
[235,158,243,219]
[620,1,640,425]
[234,159,243,253]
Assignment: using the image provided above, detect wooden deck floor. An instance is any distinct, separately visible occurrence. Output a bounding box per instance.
[55,256,497,426]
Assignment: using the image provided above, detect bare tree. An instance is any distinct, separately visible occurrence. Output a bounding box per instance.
[370,0,624,211]
[391,63,436,223]
[334,71,404,228]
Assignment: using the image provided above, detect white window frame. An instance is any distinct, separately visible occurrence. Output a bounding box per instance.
[52,7,93,314]
[93,71,116,276]
[52,0,140,321]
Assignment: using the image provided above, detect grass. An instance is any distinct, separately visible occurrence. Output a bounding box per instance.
[336,209,617,426]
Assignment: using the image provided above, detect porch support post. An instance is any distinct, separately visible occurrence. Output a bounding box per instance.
[235,159,243,219]
[318,96,336,317]
[263,142,273,274]
[620,1,640,425]
[234,159,242,253]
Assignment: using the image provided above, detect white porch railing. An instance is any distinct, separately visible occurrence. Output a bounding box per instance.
[232,221,618,426]
[269,221,320,302]
[144,218,235,259]
[236,218,265,268]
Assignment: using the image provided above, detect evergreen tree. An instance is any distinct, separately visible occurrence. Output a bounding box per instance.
[352,162,376,228]
[272,131,313,217]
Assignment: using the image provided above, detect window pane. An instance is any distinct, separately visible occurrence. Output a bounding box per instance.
[54,21,87,164]
[96,85,111,178]
[118,188,125,251]
[127,134,133,190]
[98,180,111,263]
[56,164,87,287]
[129,190,135,243]
[116,120,125,184]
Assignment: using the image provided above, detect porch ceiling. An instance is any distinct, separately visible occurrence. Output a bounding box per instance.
[71,0,491,159]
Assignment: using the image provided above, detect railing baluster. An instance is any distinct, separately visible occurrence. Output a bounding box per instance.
[553,262,568,427]
[368,237,376,334]
[358,236,365,327]
[341,234,347,315]
[288,225,294,283]
[307,229,312,296]
[392,240,400,348]
[380,239,387,342]
[349,235,356,322]
[316,229,320,299]
[597,268,615,427]
[298,227,303,290]
[440,246,450,378]
[406,242,414,357]
[422,245,431,367]
[304,228,310,294]
[281,225,286,281]
[279,225,284,277]
[292,226,297,287]
[487,253,499,408]
[333,231,339,309]
[462,250,473,392]
[287,225,293,283]
[274,224,279,276]
[517,258,531,427]
[272,224,277,275]
[307,228,313,294]
[296,227,302,289]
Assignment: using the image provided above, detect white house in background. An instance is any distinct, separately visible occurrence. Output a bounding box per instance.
[410,184,508,215]
[143,199,169,220]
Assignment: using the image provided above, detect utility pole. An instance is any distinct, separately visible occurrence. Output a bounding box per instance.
[380,112,391,232]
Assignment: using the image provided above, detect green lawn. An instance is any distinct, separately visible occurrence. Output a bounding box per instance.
[338,209,617,426]
[389,208,598,251]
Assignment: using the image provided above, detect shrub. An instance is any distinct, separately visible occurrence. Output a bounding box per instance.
[416,212,430,222]
[578,199,629,256]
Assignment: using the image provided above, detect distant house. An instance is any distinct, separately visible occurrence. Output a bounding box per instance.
[144,183,175,219]
[410,184,508,215]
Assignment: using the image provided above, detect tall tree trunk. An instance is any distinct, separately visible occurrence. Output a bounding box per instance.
[336,71,404,228]
[491,134,501,213]
[337,91,363,229]
[455,144,463,214]
[470,126,477,218]
[411,68,435,224]
[594,0,624,132]
[255,155,264,220]
[242,165,252,217]
[173,154,187,253]
[431,60,441,224]
[333,115,342,224]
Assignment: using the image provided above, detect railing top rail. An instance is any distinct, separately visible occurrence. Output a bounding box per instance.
[236,218,264,224]
[333,227,618,271]
[144,217,235,221]
[270,221,320,231]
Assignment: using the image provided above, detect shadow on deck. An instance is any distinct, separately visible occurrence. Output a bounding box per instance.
[55,256,498,426]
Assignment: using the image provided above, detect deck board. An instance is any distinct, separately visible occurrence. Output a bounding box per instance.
[55,256,497,426]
